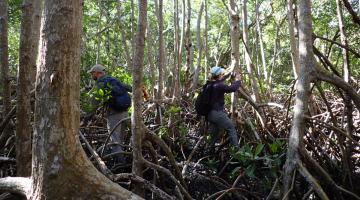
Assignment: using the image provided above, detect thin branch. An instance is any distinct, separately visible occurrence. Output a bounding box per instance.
[142,158,193,200]
[340,0,360,26]
[79,131,114,179]
[314,34,360,58]
[297,160,329,200]
[114,173,176,200]
[182,136,205,176]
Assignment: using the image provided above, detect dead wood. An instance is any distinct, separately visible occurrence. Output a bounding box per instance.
[114,173,176,200]
[79,131,113,179]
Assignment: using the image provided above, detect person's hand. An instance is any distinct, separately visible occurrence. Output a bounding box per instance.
[231,72,241,81]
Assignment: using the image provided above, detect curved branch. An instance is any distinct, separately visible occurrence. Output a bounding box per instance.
[143,124,187,188]
[314,34,360,58]
[142,158,193,200]
[297,161,329,200]
[114,173,176,200]
[314,68,360,111]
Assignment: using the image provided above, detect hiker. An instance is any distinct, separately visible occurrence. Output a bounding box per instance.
[85,64,131,164]
[207,66,241,149]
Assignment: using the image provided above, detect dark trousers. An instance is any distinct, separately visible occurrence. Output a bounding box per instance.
[207,110,239,148]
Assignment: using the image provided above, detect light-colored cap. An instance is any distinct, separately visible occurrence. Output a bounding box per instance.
[87,64,105,73]
[210,66,225,76]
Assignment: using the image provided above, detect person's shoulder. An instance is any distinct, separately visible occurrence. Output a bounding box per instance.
[213,79,225,85]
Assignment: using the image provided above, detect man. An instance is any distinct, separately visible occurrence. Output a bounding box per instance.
[86,64,131,164]
[207,66,241,149]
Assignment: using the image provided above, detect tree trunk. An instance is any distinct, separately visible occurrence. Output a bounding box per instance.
[131,0,147,196]
[130,0,135,58]
[31,0,142,199]
[156,0,165,100]
[95,0,103,64]
[192,0,204,90]
[147,25,156,98]
[255,0,267,81]
[204,0,208,81]
[0,0,12,155]
[0,0,10,117]
[242,0,260,102]
[287,0,300,78]
[184,0,193,91]
[283,0,315,198]
[172,0,180,98]
[336,0,354,188]
[16,0,42,177]
[227,0,240,115]
[116,3,133,69]
[179,0,186,81]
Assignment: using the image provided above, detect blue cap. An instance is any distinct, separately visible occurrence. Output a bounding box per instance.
[210,66,225,76]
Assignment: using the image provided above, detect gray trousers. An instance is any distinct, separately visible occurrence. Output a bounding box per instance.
[106,110,128,157]
[207,110,239,148]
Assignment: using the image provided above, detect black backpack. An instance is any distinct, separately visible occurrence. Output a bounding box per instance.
[195,81,214,117]
[98,76,131,111]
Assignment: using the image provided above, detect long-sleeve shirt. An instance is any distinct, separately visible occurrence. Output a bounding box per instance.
[208,76,240,111]
[89,75,131,116]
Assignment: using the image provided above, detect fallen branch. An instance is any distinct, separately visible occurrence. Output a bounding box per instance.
[79,131,113,179]
[144,124,187,188]
[114,173,176,200]
[142,158,193,200]
[0,156,16,163]
[182,136,205,176]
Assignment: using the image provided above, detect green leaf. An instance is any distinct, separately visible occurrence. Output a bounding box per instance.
[98,88,104,96]
[254,143,264,157]
[245,164,256,178]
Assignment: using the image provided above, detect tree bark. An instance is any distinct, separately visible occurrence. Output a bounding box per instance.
[179,0,186,81]
[131,0,135,59]
[283,0,315,198]
[95,0,103,64]
[0,0,12,156]
[156,0,165,100]
[16,0,42,177]
[227,0,241,116]
[287,0,300,79]
[131,0,147,196]
[30,0,142,199]
[242,0,260,102]
[192,0,204,90]
[204,0,208,81]
[0,0,10,117]
[172,0,180,98]
[336,0,354,189]
[184,0,193,92]
[255,0,267,81]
